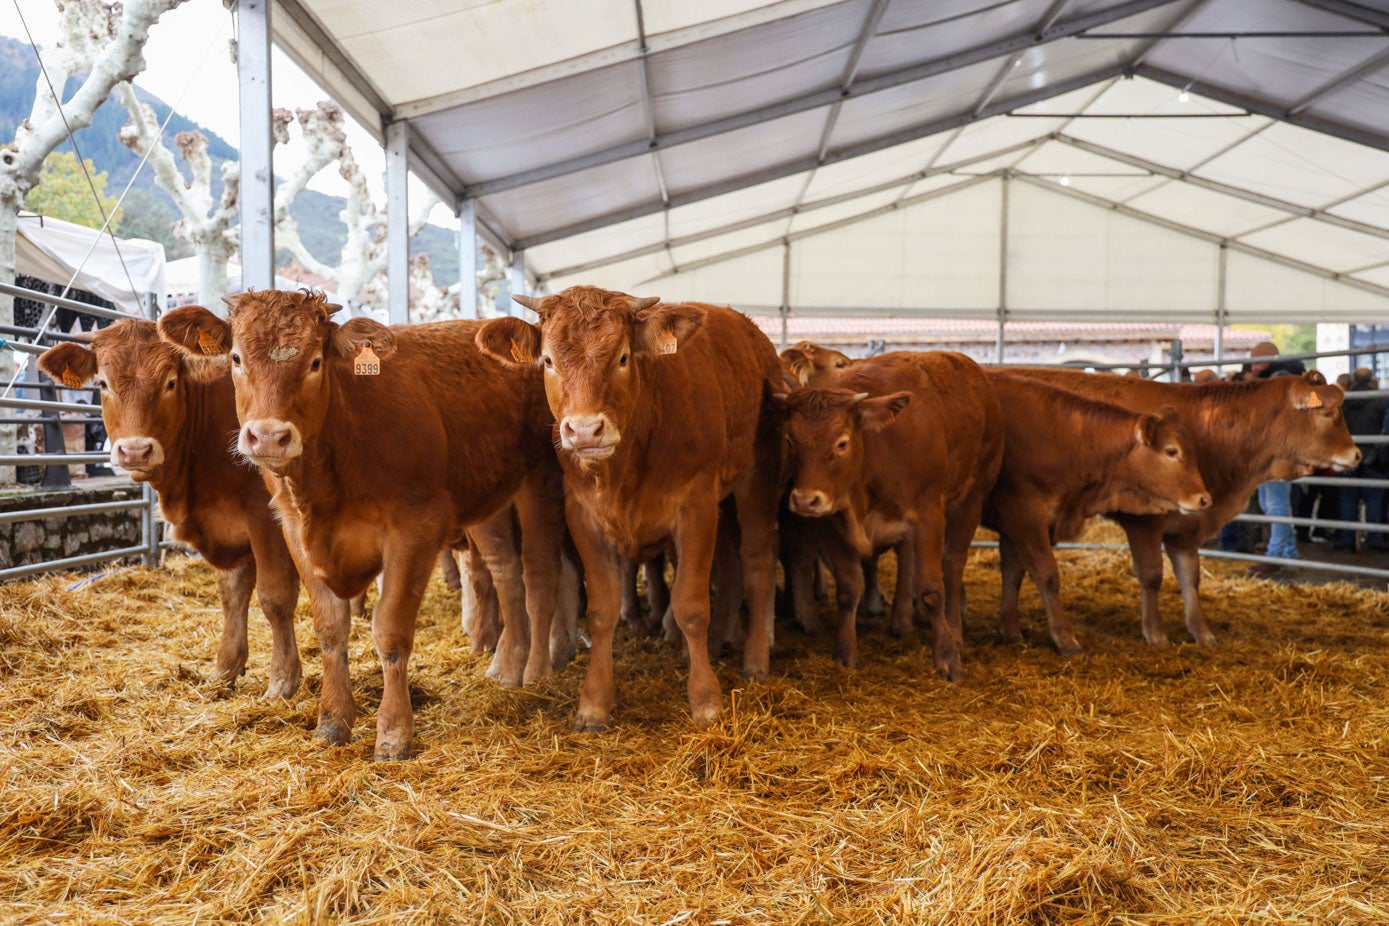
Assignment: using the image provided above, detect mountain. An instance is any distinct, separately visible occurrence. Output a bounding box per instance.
[0,35,459,285]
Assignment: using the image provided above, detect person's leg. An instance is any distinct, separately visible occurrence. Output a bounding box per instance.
[1261,481,1298,559]
[1337,481,1363,550]
[1365,475,1387,548]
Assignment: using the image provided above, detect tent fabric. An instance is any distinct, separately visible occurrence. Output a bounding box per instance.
[275,0,1389,322]
[16,215,166,316]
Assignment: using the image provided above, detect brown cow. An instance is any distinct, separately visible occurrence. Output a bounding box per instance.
[477,285,784,731]
[982,372,1211,655]
[780,341,854,388]
[159,292,565,760]
[1008,368,1360,645]
[38,320,301,697]
[780,351,1004,678]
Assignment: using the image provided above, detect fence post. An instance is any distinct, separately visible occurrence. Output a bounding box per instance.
[142,482,160,568]
[1170,339,1184,382]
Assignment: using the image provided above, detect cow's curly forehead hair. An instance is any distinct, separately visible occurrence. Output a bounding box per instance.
[536,285,638,362]
[227,289,339,353]
[785,387,861,422]
[93,318,220,383]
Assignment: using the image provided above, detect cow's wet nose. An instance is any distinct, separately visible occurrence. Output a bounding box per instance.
[1196,494,1211,510]
[245,422,293,452]
[115,438,154,467]
[562,414,608,449]
[790,489,831,516]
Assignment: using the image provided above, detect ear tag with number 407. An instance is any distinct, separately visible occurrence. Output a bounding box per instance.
[354,340,381,375]
[659,333,677,355]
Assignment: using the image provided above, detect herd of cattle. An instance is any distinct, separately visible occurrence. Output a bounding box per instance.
[36,286,1362,760]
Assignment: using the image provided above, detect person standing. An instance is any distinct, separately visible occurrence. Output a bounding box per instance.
[1247,342,1305,574]
[1337,368,1388,552]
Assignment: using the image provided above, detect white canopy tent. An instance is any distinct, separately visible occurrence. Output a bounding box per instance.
[16,214,166,316]
[250,0,1389,335]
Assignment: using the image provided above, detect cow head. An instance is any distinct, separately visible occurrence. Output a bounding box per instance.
[777,387,911,517]
[475,285,703,462]
[1264,372,1360,479]
[37,319,224,480]
[1116,408,1211,516]
[780,341,855,389]
[158,290,394,474]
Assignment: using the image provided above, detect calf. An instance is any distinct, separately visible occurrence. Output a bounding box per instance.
[478,285,784,731]
[1009,368,1360,645]
[160,291,564,760]
[780,341,854,388]
[780,351,1004,678]
[38,320,301,697]
[983,372,1210,655]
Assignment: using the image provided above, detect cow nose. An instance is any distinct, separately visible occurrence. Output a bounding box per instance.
[1196,494,1211,510]
[561,414,608,448]
[245,423,292,452]
[115,438,153,467]
[790,489,830,515]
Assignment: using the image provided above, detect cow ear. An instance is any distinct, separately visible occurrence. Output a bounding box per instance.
[477,316,543,365]
[37,341,98,387]
[1291,378,1343,411]
[856,391,911,431]
[1303,369,1328,387]
[1136,412,1164,448]
[781,348,813,386]
[159,306,231,357]
[331,316,395,361]
[634,303,705,357]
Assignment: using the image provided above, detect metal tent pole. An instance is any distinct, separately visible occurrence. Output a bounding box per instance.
[996,173,1010,364]
[458,197,479,318]
[235,0,275,292]
[385,120,411,326]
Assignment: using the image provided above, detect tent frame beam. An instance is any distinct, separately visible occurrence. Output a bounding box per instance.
[462,0,1178,199]
[516,65,1124,251]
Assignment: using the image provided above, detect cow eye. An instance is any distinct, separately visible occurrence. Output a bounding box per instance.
[543,356,553,368]
[1165,447,1179,458]
[310,358,321,372]
[231,353,241,367]
[619,352,629,368]
[165,378,176,392]
[96,379,108,390]
[836,438,850,453]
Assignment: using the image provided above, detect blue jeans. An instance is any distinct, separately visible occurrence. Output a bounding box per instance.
[1258,481,1299,559]
[1338,468,1388,546]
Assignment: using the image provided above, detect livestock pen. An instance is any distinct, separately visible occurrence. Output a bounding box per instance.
[2,522,1387,924]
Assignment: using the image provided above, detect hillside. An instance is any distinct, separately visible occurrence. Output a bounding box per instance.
[0,35,459,285]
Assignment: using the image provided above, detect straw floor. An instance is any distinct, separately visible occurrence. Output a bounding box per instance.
[2,525,1388,925]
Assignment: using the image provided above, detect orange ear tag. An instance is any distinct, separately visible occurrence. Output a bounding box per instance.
[1307,390,1324,409]
[60,368,83,389]
[510,339,528,363]
[659,333,677,355]
[197,330,222,356]
[354,340,381,376]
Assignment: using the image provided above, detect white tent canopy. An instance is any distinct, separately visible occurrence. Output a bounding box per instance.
[16,214,167,316]
[269,0,1389,323]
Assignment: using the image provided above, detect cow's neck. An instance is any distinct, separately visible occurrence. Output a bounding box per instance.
[1190,388,1285,502]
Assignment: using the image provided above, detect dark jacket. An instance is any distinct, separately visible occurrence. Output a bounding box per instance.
[1254,358,1307,379]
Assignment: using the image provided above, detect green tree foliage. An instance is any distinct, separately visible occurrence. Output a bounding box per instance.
[115,188,192,259]
[23,150,121,229]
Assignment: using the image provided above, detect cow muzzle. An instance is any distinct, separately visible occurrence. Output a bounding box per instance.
[112,437,163,473]
[560,413,619,460]
[1331,448,1363,472]
[789,489,833,517]
[1179,493,1212,515]
[240,418,303,469]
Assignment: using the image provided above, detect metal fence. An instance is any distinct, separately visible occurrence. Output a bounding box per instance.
[1,280,163,582]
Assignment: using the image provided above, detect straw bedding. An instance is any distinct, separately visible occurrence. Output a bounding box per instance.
[2,525,1387,925]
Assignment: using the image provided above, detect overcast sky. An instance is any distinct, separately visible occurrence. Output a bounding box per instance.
[0,1,447,219]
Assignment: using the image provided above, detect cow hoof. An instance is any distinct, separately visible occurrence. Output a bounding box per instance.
[314,718,351,747]
[374,742,412,762]
[1191,629,1218,645]
[574,713,609,733]
[690,702,722,729]
[522,665,551,686]
[935,661,965,685]
[1144,633,1171,648]
[1056,643,1084,659]
[261,675,301,700]
[833,648,856,669]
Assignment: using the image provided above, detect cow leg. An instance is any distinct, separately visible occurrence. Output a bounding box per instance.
[439,548,462,590]
[516,476,564,685]
[550,547,582,670]
[249,520,302,699]
[464,542,501,652]
[620,558,644,631]
[644,556,670,634]
[1122,519,1169,647]
[813,559,828,601]
[570,505,624,732]
[733,485,776,681]
[671,496,723,727]
[858,552,885,621]
[709,510,743,662]
[349,592,367,618]
[942,496,983,664]
[213,558,256,687]
[470,511,530,686]
[783,517,825,635]
[996,534,1028,645]
[1167,541,1215,645]
[371,539,436,761]
[1013,527,1081,656]
[913,505,958,683]
[889,537,915,638]
[823,532,865,668]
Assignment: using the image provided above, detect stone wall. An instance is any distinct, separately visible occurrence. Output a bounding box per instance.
[0,480,147,575]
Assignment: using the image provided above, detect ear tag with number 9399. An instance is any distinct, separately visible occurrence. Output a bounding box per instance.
[354,341,381,375]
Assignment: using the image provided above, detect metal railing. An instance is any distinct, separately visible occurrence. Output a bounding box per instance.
[991,337,1389,584]
[1,280,161,582]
